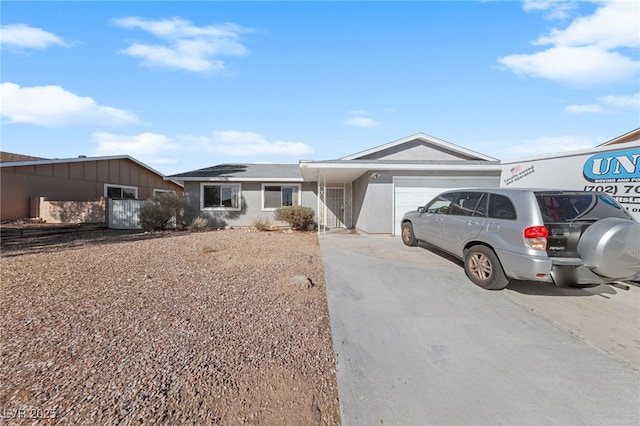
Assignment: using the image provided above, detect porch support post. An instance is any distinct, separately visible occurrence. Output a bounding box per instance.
[317,173,326,236]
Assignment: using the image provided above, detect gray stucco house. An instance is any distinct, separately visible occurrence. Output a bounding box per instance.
[167,133,502,235]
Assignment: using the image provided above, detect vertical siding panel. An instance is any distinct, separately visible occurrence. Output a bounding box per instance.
[53,163,70,178]
[130,164,139,186]
[85,161,97,181]
[70,162,84,180]
[36,164,54,177]
[109,160,120,183]
[97,161,109,183]
[120,160,130,185]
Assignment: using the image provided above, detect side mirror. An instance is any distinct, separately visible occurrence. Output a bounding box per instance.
[417,206,425,213]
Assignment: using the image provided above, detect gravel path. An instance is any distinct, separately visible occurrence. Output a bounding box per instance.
[1,228,340,425]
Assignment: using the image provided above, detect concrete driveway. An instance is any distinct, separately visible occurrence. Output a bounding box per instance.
[319,232,640,426]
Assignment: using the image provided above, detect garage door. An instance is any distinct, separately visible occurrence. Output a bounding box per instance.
[393,177,500,235]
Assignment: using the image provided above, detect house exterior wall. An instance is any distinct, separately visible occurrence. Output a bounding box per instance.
[183,181,318,228]
[1,159,182,221]
[352,171,393,233]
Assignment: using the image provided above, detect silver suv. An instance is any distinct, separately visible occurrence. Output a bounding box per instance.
[401,188,640,290]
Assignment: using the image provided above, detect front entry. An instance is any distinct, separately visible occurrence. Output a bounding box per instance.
[326,188,345,228]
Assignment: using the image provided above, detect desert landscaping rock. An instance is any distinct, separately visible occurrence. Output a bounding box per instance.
[0,228,340,425]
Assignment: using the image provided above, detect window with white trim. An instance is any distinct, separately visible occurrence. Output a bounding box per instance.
[153,189,176,196]
[201,183,241,210]
[262,184,300,210]
[105,184,137,199]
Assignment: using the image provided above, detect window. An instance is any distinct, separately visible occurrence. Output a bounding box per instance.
[153,189,176,196]
[450,192,485,216]
[473,194,488,217]
[425,192,456,214]
[262,184,300,210]
[488,194,517,219]
[200,183,241,210]
[105,184,137,199]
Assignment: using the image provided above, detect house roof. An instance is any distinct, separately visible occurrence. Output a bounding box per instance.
[0,152,47,162]
[1,154,183,187]
[297,133,500,182]
[167,133,502,184]
[167,163,303,182]
[341,132,498,161]
[299,159,502,183]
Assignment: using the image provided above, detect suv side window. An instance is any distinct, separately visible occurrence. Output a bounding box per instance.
[425,192,456,214]
[473,193,488,217]
[488,194,517,219]
[450,192,485,216]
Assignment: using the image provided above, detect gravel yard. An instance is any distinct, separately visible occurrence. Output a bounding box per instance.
[0,228,340,425]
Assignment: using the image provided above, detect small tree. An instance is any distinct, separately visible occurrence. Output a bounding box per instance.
[274,206,315,231]
[140,192,186,231]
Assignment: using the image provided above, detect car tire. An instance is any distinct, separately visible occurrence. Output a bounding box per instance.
[577,218,640,280]
[463,245,509,290]
[401,222,418,246]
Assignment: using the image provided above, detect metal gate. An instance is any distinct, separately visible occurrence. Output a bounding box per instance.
[108,199,144,229]
[326,188,345,228]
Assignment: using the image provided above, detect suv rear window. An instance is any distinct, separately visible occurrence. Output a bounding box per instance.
[535,192,632,222]
[488,194,516,219]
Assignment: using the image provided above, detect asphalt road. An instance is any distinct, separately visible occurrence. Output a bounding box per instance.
[319,233,640,426]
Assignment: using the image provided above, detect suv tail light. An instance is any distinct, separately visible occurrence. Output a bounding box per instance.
[524,226,548,250]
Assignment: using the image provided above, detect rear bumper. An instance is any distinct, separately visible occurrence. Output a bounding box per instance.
[495,250,608,285]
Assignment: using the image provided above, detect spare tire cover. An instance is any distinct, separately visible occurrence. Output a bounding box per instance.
[577,218,640,279]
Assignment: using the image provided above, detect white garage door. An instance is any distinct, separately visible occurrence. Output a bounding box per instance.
[393,177,500,235]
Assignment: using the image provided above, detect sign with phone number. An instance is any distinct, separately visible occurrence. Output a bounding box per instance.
[583,185,640,203]
[582,147,640,213]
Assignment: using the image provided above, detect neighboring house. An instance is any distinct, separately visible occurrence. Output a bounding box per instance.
[168,133,503,235]
[1,154,183,221]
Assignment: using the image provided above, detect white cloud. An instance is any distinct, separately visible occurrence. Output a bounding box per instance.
[498,1,640,85]
[522,0,578,19]
[566,104,604,113]
[566,92,640,113]
[113,17,253,73]
[600,92,640,109]
[346,117,380,128]
[499,45,638,85]
[182,130,313,156]
[502,135,598,158]
[91,132,179,157]
[0,23,69,50]
[533,1,639,49]
[0,82,141,127]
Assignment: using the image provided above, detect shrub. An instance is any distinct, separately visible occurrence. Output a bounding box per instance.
[190,216,209,232]
[252,217,273,231]
[140,192,186,231]
[274,206,315,231]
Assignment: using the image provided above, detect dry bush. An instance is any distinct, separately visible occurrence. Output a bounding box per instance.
[274,206,315,231]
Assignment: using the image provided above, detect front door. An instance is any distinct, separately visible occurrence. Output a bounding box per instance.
[326,188,345,228]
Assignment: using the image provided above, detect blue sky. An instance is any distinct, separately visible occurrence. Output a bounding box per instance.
[1,0,638,175]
